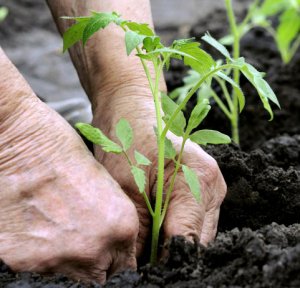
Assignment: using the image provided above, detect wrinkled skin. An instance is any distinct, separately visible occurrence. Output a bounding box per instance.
[47,0,227,259]
[0,50,138,283]
[93,85,227,258]
[0,0,227,281]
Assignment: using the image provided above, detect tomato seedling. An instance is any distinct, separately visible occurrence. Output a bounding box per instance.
[221,0,300,64]
[62,11,277,263]
[171,0,281,144]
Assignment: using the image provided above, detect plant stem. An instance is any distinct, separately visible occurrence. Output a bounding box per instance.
[240,0,260,30]
[210,89,232,120]
[215,76,234,113]
[225,0,240,144]
[162,64,234,139]
[160,136,187,226]
[142,191,154,217]
[135,42,165,263]
[148,61,165,265]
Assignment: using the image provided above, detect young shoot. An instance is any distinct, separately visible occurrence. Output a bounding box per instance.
[221,0,300,64]
[63,12,237,264]
[172,0,281,144]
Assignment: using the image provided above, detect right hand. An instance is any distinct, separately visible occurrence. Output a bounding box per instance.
[0,49,139,283]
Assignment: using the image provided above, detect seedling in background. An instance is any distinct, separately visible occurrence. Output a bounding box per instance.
[0,7,8,22]
[61,11,277,263]
[171,0,281,144]
[221,0,300,64]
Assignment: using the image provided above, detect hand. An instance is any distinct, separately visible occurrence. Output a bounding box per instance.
[93,84,227,258]
[0,52,139,283]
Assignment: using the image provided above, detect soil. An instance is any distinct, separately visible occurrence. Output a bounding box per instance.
[0,5,299,288]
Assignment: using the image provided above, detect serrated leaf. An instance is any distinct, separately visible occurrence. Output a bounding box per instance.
[190,129,231,145]
[125,30,145,55]
[182,165,201,203]
[161,94,186,136]
[131,166,146,193]
[164,137,177,160]
[116,119,133,151]
[241,63,280,120]
[126,22,155,36]
[143,36,162,52]
[176,41,215,75]
[82,12,120,45]
[202,33,232,59]
[134,151,151,166]
[63,18,90,52]
[186,100,211,133]
[76,123,122,153]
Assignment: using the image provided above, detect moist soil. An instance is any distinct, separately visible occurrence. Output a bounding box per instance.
[1,7,300,288]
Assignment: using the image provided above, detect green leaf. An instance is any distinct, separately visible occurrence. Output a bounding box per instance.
[182,165,201,203]
[134,151,151,166]
[170,70,202,104]
[165,137,176,160]
[276,8,300,63]
[0,7,8,22]
[63,18,90,52]
[125,30,145,55]
[259,0,287,16]
[115,118,133,151]
[219,34,234,45]
[190,129,231,145]
[186,99,211,133]
[143,36,162,52]
[240,63,280,120]
[161,94,186,137]
[176,41,215,75]
[125,22,155,36]
[82,12,121,45]
[202,33,232,59]
[131,166,146,193]
[75,123,122,153]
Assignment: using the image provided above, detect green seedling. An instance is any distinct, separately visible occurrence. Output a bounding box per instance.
[61,11,278,263]
[0,7,8,22]
[221,0,300,64]
[172,0,281,144]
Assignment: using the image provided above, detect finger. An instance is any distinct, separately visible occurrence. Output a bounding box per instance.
[107,247,137,279]
[200,207,220,246]
[122,188,151,259]
[162,173,206,243]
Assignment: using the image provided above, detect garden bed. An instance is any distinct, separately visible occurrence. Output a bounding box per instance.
[1,6,299,288]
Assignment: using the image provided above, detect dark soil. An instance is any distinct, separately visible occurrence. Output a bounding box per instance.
[0,4,299,288]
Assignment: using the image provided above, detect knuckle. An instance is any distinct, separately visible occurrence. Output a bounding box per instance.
[112,203,139,243]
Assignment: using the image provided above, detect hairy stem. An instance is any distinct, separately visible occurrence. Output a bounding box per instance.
[150,61,165,264]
